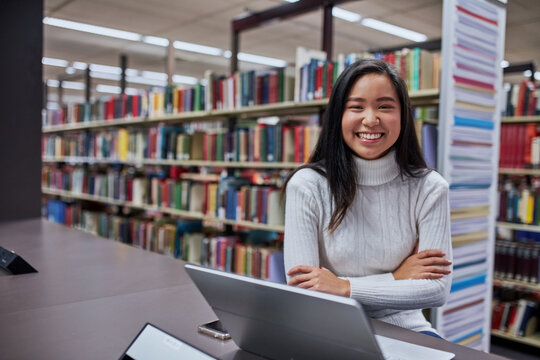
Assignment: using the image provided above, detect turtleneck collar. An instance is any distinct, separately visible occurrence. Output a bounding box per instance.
[353,149,400,186]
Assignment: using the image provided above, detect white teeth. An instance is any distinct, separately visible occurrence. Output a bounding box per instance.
[356,133,382,140]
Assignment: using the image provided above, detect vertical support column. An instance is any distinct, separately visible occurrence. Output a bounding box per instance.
[85,67,91,103]
[120,54,127,94]
[322,3,333,61]
[231,29,239,75]
[0,0,43,220]
[167,39,175,85]
[58,80,64,107]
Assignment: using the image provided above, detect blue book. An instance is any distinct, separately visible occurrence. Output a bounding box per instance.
[422,123,438,168]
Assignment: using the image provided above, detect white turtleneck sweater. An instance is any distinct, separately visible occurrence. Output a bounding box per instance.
[284,150,452,333]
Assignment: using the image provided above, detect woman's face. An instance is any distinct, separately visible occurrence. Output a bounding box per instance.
[341,73,401,160]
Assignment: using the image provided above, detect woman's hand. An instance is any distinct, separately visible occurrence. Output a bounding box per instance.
[393,249,452,280]
[287,265,351,297]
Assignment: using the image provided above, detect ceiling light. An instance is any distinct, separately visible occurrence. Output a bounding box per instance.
[90,71,122,81]
[237,52,287,67]
[172,75,199,85]
[72,62,88,70]
[126,76,166,87]
[125,69,139,77]
[173,40,223,56]
[143,36,169,47]
[42,57,68,67]
[43,17,142,41]
[500,60,509,68]
[61,81,85,90]
[523,70,532,77]
[332,7,361,22]
[536,72,540,81]
[89,64,122,74]
[47,79,60,87]
[66,67,76,74]
[96,84,122,94]
[141,71,168,81]
[361,18,427,42]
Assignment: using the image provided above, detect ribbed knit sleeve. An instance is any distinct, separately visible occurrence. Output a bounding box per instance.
[284,169,323,274]
[347,173,452,310]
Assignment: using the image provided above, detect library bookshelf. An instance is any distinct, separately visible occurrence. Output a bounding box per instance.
[42,90,439,134]
[492,116,540,349]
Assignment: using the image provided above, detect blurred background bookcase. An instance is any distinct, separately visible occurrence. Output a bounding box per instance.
[492,61,540,350]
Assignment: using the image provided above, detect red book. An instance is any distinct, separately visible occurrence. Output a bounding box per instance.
[148,127,157,159]
[121,94,128,118]
[127,178,133,202]
[269,72,278,104]
[326,62,334,98]
[256,187,263,223]
[491,301,505,330]
[105,99,114,120]
[294,126,305,163]
[255,75,263,105]
[315,64,323,100]
[132,95,139,117]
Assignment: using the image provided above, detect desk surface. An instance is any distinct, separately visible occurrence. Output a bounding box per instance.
[0,219,507,360]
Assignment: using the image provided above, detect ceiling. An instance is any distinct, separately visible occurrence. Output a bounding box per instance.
[43,0,540,106]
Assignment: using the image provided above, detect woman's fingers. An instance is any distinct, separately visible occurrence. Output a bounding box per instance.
[287,272,315,286]
[419,257,452,266]
[287,264,315,276]
[411,272,445,280]
[416,249,446,259]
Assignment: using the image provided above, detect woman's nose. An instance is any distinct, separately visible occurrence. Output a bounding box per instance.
[362,109,379,127]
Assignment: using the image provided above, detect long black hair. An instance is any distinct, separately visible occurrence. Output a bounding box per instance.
[284,58,427,233]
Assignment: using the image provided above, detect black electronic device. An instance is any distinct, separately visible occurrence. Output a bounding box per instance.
[0,246,38,275]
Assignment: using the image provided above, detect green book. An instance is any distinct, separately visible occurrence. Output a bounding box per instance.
[278,68,284,103]
[174,182,182,210]
[216,132,223,161]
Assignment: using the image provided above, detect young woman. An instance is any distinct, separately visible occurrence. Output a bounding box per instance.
[283,58,452,337]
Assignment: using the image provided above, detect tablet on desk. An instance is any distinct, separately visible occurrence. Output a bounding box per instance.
[119,323,216,360]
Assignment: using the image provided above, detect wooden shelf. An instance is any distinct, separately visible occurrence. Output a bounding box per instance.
[42,156,302,169]
[499,168,540,176]
[496,221,540,233]
[42,91,439,134]
[493,277,540,292]
[491,330,540,348]
[41,187,284,233]
[501,115,540,124]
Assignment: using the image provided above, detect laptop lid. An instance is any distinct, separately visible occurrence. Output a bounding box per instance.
[185,263,384,360]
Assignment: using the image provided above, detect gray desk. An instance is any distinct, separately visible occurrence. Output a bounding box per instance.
[0,219,506,360]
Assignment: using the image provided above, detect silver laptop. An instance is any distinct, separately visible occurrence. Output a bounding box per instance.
[185,263,455,360]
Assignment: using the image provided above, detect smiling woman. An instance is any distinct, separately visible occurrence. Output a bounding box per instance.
[282,58,453,338]
[341,73,401,160]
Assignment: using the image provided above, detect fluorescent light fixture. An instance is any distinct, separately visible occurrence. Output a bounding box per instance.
[500,60,509,68]
[223,50,232,58]
[361,18,427,42]
[126,76,166,87]
[141,71,168,81]
[89,63,122,74]
[72,61,88,70]
[61,81,85,90]
[96,84,122,94]
[143,36,169,47]
[173,40,223,56]
[125,69,139,77]
[237,52,287,67]
[90,71,122,81]
[535,72,540,81]
[524,70,533,77]
[47,79,60,87]
[42,57,68,67]
[125,88,140,96]
[172,74,198,85]
[332,7,361,22]
[66,67,76,74]
[43,17,142,41]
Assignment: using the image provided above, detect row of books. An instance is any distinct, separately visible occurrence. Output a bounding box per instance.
[502,80,540,117]
[44,201,286,282]
[499,123,540,169]
[491,287,539,337]
[497,175,540,225]
[43,47,441,128]
[42,165,285,226]
[494,240,540,284]
[42,121,320,164]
